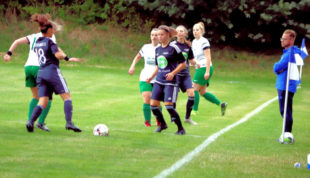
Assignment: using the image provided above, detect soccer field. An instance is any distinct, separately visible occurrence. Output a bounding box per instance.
[0,62,309,178]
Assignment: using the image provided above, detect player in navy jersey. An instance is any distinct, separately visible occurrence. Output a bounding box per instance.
[26,16,81,132]
[3,14,58,132]
[146,25,187,135]
[172,25,199,125]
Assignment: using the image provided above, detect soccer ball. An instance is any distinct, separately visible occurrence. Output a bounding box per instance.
[279,132,294,144]
[93,124,109,136]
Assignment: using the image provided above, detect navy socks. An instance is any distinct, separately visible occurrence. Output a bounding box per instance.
[64,100,73,125]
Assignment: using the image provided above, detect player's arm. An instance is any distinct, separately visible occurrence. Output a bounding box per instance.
[166,61,186,81]
[203,48,211,80]
[188,58,200,68]
[166,49,187,80]
[146,66,158,83]
[53,43,80,62]
[129,53,142,75]
[4,37,28,62]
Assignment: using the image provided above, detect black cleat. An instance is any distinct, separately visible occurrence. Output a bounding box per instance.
[154,124,168,133]
[175,128,186,135]
[36,123,50,132]
[26,121,34,132]
[65,123,82,132]
[221,102,227,116]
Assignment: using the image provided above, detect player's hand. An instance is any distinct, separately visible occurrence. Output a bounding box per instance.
[196,64,200,69]
[128,67,135,75]
[146,77,152,83]
[68,57,81,62]
[4,54,11,62]
[204,73,209,80]
[166,73,175,81]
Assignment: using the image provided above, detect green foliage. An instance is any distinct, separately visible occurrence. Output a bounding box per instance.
[1,0,310,48]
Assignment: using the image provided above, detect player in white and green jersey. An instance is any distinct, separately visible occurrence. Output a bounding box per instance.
[3,14,57,131]
[191,22,227,116]
[129,28,161,127]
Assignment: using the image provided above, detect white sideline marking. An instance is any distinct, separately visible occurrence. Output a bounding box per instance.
[154,96,278,178]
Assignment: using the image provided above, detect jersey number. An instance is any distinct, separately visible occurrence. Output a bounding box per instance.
[37,48,47,65]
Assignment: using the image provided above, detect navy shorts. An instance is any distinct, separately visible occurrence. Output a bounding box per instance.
[176,75,193,93]
[37,67,69,99]
[151,82,178,102]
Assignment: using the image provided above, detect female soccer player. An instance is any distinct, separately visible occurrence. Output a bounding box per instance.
[3,14,57,131]
[171,25,199,125]
[25,15,81,132]
[129,28,160,127]
[146,25,187,135]
[191,22,227,116]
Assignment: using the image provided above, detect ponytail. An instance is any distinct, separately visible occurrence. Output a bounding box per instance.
[31,13,51,27]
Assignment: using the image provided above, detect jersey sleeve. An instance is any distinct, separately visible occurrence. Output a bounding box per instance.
[174,49,186,63]
[188,48,194,60]
[26,34,34,44]
[201,38,210,50]
[51,34,57,43]
[170,43,185,63]
[155,48,158,66]
[50,40,59,54]
[139,45,145,58]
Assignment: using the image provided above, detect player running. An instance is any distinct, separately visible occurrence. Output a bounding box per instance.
[191,22,227,116]
[26,15,81,132]
[146,25,187,135]
[171,25,199,125]
[129,28,161,127]
[3,14,57,131]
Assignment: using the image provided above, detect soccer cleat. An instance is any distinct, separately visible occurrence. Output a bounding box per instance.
[175,128,186,135]
[191,110,198,116]
[36,123,50,132]
[145,120,151,127]
[26,121,34,132]
[65,123,82,132]
[184,118,198,125]
[156,119,161,126]
[154,124,167,133]
[221,102,227,116]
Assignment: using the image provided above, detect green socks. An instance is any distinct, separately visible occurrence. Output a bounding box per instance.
[143,103,151,123]
[38,100,51,124]
[28,98,51,124]
[28,98,38,121]
[203,92,221,106]
[193,90,200,111]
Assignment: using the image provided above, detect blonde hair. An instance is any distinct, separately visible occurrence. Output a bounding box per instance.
[176,25,188,35]
[158,25,177,38]
[176,25,191,47]
[283,29,296,40]
[193,22,205,35]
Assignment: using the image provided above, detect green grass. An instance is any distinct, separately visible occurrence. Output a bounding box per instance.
[0,59,309,177]
[1,21,310,177]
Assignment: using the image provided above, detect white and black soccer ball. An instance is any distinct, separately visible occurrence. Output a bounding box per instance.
[93,124,109,136]
[279,132,294,144]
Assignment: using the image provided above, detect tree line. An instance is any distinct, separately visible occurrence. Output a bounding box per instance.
[1,0,309,49]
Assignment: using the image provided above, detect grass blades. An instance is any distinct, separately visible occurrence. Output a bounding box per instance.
[0,62,309,177]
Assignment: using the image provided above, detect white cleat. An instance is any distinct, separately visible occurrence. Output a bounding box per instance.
[184,118,198,125]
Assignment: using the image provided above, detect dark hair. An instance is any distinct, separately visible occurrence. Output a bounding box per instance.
[31,13,53,33]
[158,25,177,37]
